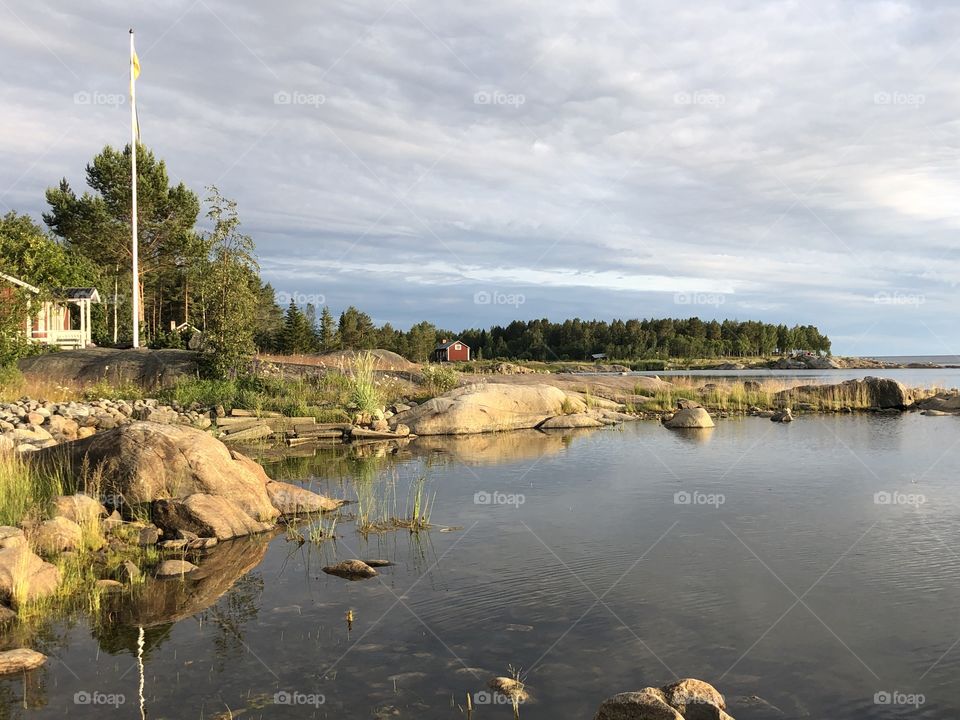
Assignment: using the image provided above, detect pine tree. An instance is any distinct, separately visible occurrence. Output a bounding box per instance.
[281,302,317,355]
[318,306,337,351]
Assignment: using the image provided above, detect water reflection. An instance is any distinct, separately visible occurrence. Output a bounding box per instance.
[97,534,273,638]
[669,426,716,444]
[10,416,960,719]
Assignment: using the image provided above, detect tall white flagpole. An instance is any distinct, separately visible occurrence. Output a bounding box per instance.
[130,28,140,348]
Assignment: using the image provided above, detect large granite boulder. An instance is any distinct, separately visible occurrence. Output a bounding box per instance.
[395,383,578,435]
[33,422,279,529]
[595,679,731,720]
[664,407,715,429]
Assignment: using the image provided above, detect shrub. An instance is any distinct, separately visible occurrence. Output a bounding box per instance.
[420,365,460,396]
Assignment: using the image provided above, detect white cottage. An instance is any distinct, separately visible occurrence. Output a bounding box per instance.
[1,271,100,349]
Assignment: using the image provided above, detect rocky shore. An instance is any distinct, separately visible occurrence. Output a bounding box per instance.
[3,374,958,455]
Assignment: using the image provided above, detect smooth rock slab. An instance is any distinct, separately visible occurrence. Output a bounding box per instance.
[0,649,46,675]
[397,383,576,435]
[539,413,604,429]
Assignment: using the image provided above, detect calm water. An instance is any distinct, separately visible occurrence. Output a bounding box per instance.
[5,415,960,719]
[631,367,960,389]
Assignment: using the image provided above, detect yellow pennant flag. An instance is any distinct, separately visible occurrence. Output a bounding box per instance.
[130,38,141,143]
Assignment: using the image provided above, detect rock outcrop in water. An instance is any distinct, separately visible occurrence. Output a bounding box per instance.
[392,383,585,435]
[594,678,732,719]
[918,391,960,415]
[775,376,914,409]
[664,405,716,429]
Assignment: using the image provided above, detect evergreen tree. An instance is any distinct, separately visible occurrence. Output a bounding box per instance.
[280,302,318,354]
[318,306,337,351]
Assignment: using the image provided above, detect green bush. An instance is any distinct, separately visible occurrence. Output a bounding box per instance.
[420,365,460,396]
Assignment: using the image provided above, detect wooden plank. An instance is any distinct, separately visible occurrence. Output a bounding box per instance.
[221,424,272,442]
[288,429,343,439]
[219,419,263,434]
[217,416,262,427]
[230,408,255,417]
[293,423,351,434]
[349,427,404,441]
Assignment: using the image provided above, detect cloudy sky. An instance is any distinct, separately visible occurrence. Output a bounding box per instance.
[2,0,959,355]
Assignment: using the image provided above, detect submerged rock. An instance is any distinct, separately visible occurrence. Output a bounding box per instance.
[0,649,46,675]
[488,676,529,704]
[664,407,715,429]
[595,689,682,720]
[323,559,378,580]
[770,408,793,423]
[265,480,342,515]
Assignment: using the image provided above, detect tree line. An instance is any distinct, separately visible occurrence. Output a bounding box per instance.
[1,144,831,375]
[266,305,831,362]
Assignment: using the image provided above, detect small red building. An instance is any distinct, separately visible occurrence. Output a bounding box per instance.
[432,338,470,363]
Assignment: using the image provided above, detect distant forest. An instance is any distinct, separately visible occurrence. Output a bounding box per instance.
[267,304,831,362]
